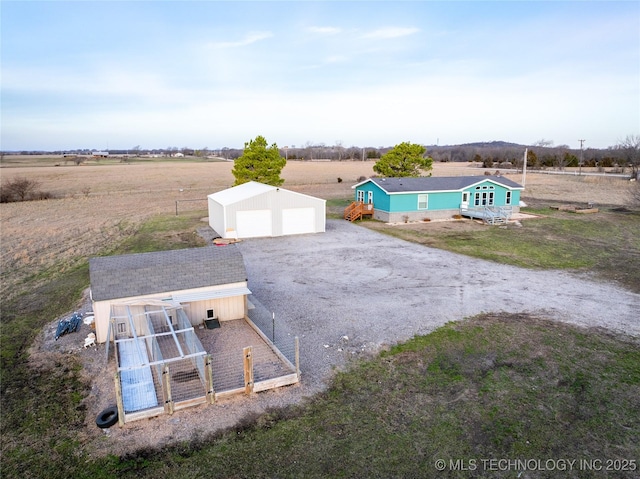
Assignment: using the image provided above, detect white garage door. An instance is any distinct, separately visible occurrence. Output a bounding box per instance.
[282,208,315,235]
[236,210,272,238]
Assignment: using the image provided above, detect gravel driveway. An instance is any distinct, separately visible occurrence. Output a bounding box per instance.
[238,219,640,395]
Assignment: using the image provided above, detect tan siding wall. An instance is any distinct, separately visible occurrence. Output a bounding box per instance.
[181,295,246,326]
[93,300,111,343]
[92,281,249,343]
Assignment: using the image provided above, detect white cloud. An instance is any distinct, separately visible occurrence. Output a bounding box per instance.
[307,26,341,35]
[361,27,420,39]
[208,31,273,49]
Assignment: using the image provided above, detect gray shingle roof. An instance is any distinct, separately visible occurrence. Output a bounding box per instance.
[89,246,247,301]
[370,176,523,193]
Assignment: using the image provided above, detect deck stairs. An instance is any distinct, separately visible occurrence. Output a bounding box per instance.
[460,206,512,225]
[344,201,374,222]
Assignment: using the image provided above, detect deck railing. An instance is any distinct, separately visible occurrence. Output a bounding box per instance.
[344,201,374,222]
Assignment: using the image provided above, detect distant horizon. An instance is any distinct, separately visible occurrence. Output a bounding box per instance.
[1,138,620,154]
[2,2,638,151]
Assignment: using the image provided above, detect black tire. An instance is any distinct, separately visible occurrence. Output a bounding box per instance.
[96,406,118,428]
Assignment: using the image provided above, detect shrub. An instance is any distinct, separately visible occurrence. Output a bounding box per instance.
[0,177,53,203]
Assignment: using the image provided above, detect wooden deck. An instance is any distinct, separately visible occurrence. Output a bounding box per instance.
[344,201,374,221]
[460,206,513,225]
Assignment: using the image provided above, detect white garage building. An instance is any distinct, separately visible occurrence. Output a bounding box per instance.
[208,181,326,239]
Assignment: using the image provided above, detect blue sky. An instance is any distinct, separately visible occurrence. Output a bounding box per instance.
[1,1,638,151]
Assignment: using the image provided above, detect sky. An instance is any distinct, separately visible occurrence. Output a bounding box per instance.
[1,1,638,151]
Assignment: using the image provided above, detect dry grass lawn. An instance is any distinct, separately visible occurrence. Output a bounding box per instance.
[0,159,633,301]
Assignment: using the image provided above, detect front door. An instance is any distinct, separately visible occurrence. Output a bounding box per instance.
[461,191,469,208]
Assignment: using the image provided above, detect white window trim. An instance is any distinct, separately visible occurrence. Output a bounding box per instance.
[506,191,512,205]
[417,193,428,210]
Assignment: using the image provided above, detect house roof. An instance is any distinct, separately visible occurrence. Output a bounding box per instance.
[89,246,247,301]
[208,181,275,206]
[207,181,326,206]
[353,176,524,193]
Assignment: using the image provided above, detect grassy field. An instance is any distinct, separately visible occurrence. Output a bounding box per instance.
[105,314,639,479]
[1,160,639,477]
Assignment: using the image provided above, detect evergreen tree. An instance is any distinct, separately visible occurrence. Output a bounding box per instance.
[232,136,286,186]
[373,142,433,177]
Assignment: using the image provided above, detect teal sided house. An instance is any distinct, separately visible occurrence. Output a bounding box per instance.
[348,176,524,224]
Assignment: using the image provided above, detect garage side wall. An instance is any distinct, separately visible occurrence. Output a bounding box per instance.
[208,197,226,237]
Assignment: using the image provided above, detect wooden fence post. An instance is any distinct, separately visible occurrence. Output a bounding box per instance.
[243,346,254,395]
[114,371,125,426]
[205,354,216,404]
[295,337,300,379]
[163,364,174,415]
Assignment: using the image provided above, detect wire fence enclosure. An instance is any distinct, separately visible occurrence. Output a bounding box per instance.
[107,301,299,424]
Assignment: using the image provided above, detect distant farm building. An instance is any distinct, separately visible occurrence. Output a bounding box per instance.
[90,151,109,158]
[208,181,326,239]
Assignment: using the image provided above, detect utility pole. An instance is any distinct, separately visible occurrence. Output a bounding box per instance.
[578,139,585,175]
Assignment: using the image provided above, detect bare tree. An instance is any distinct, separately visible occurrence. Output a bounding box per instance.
[629,181,640,208]
[335,140,344,161]
[2,177,40,201]
[616,134,640,180]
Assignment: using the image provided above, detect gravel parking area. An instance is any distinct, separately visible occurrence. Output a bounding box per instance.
[238,219,640,394]
[83,219,640,456]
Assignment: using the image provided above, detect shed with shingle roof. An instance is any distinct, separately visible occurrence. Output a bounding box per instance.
[89,246,250,343]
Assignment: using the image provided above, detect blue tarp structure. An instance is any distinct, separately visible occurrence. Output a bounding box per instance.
[55,312,82,340]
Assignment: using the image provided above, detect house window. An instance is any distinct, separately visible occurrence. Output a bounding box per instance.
[477,192,493,206]
[357,190,364,202]
[367,191,373,204]
[117,322,126,334]
[417,194,428,210]
[207,309,216,319]
[506,191,512,205]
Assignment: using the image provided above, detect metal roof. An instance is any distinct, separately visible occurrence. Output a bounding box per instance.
[207,181,326,206]
[172,286,252,303]
[89,246,247,301]
[208,181,275,206]
[359,176,524,193]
